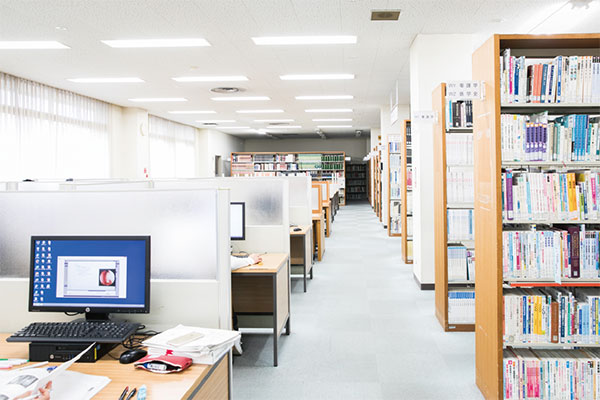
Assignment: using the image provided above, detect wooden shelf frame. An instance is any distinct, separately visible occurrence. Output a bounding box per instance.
[231,151,346,205]
[433,84,475,332]
[401,120,413,263]
[472,33,600,400]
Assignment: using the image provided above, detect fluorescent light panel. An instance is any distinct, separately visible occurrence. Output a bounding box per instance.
[296,95,353,100]
[236,109,284,114]
[312,118,352,122]
[211,96,270,101]
[280,74,354,80]
[0,41,69,49]
[68,77,144,83]
[317,125,352,128]
[254,119,294,123]
[219,126,251,129]
[305,108,353,113]
[265,125,302,129]
[196,119,236,123]
[252,35,357,45]
[172,75,248,82]
[130,98,187,102]
[101,38,210,48]
[168,110,216,114]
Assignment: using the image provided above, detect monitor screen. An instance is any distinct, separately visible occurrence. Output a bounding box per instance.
[29,236,150,314]
[230,202,245,240]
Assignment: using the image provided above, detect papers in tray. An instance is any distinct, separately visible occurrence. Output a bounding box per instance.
[143,325,241,365]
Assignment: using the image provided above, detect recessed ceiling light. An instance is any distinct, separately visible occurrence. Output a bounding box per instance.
[280,74,354,80]
[129,98,187,102]
[295,95,354,100]
[211,96,270,101]
[172,75,248,82]
[196,119,236,123]
[254,119,294,123]
[236,109,284,114]
[219,126,251,129]
[252,36,357,45]
[255,129,268,135]
[305,108,353,113]
[312,118,353,122]
[101,38,211,48]
[265,125,302,129]
[68,77,144,83]
[55,26,68,31]
[0,41,69,49]
[168,110,215,114]
[317,125,353,128]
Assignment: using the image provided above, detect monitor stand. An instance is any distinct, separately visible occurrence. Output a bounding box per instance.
[85,312,111,321]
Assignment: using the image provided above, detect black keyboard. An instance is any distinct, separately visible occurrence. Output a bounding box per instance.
[7,321,140,343]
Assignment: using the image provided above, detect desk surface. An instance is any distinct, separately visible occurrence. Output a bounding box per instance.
[312,212,323,221]
[290,225,310,236]
[232,253,288,274]
[0,333,222,399]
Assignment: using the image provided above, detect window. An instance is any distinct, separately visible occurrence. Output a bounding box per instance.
[148,115,197,178]
[0,72,111,180]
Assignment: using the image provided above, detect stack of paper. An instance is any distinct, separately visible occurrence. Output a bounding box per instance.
[143,325,241,365]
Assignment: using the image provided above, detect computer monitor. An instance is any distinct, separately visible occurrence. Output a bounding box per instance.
[29,236,151,321]
[230,202,245,240]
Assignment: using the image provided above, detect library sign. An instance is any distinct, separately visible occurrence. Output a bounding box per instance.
[446,80,483,100]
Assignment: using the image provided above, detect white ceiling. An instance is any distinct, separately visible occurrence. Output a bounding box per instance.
[0,0,598,139]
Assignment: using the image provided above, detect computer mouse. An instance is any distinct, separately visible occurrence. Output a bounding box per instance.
[293,228,301,232]
[119,348,147,364]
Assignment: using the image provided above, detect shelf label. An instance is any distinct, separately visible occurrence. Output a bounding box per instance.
[412,110,437,123]
[446,81,483,100]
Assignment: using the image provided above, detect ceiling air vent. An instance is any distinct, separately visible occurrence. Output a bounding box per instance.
[268,122,290,126]
[210,87,244,94]
[371,10,401,21]
[203,122,218,126]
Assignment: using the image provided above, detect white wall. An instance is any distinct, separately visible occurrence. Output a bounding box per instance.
[110,106,149,179]
[198,129,245,177]
[244,137,369,160]
[409,34,474,286]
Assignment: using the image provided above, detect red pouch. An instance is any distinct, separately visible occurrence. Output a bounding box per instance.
[134,354,192,374]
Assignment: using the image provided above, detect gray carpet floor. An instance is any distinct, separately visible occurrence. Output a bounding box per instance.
[232,202,484,400]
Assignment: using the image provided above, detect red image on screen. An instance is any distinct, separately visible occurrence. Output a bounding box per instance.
[99,269,116,287]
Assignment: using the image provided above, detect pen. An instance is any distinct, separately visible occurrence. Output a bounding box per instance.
[125,388,137,400]
[118,386,129,400]
[18,361,48,370]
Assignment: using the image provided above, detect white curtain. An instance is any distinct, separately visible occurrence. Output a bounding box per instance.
[0,72,111,180]
[148,115,197,178]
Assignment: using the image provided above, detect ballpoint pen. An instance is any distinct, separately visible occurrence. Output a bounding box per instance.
[125,387,137,400]
[118,386,129,400]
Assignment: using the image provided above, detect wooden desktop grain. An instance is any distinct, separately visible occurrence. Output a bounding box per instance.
[0,334,229,400]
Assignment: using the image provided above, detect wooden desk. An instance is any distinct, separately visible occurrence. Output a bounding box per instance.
[231,253,290,367]
[323,200,332,237]
[290,225,313,292]
[0,334,230,399]
[311,212,325,261]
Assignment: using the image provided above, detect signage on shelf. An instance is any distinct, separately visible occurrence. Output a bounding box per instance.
[446,80,483,100]
[411,110,437,123]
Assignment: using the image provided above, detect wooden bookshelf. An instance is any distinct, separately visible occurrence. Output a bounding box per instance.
[433,84,475,332]
[231,151,346,205]
[401,120,413,263]
[472,33,600,400]
[388,135,403,236]
[345,162,367,202]
[371,145,382,220]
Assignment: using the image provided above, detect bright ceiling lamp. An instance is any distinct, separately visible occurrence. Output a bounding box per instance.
[211,96,270,101]
[312,118,352,122]
[68,77,144,83]
[254,119,294,122]
[252,35,357,45]
[528,0,599,34]
[296,95,353,100]
[101,38,210,48]
[196,119,236,123]
[129,98,187,102]
[280,74,354,80]
[236,109,284,114]
[172,75,248,82]
[317,125,352,128]
[219,126,251,129]
[168,110,216,114]
[0,41,69,49]
[305,108,353,113]
[265,125,302,129]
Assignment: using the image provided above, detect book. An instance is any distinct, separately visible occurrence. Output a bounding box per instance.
[448,289,475,324]
[447,209,474,241]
